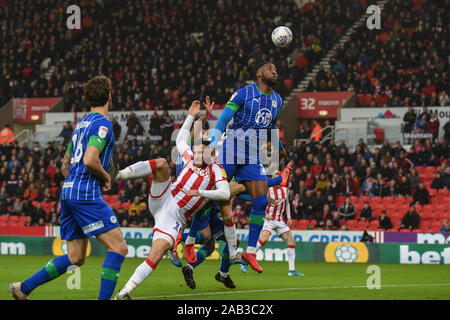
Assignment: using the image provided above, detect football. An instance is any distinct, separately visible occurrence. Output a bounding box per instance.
[271,26,293,47]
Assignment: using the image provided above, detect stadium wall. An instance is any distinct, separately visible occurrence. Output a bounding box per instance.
[1,236,449,264]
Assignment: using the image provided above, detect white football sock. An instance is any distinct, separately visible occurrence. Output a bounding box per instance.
[256,239,264,252]
[287,247,295,271]
[224,224,237,259]
[121,260,154,295]
[118,160,153,180]
[246,246,257,254]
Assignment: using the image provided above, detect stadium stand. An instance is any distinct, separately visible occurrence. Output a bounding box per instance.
[305,0,449,107]
[0,0,376,110]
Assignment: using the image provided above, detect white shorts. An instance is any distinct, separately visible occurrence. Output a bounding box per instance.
[262,219,290,237]
[148,178,184,247]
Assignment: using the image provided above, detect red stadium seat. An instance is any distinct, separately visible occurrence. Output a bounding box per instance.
[103,195,111,202]
[284,79,293,92]
[9,216,19,223]
[121,202,131,210]
[346,220,356,227]
[110,195,119,202]
[356,93,365,106]
[370,220,380,228]
[0,215,8,223]
[298,219,309,226]
[415,166,425,173]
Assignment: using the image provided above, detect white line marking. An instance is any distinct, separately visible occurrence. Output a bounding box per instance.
[132,283,450,299]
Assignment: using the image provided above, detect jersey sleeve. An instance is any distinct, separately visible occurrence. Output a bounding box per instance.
[227,87,246,111]
[212,163,228,183]
[87,119,113,153]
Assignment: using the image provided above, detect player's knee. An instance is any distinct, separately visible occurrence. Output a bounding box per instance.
[68,254,86,266]
[118,244,128,257]
[155,158,169,171]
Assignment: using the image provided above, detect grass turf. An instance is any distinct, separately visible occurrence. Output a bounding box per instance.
[1,255,450,300]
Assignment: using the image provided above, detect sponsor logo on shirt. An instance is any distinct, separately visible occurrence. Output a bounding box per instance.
[255,108,272,126]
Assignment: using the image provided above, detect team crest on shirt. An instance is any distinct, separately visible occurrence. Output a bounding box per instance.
[255,108,272,126]
[230,92,238,101]
[98,126,108,138]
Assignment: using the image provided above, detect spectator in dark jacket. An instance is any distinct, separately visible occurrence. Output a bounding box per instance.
[111,118,122,141]
[400,206,420,230]
[359,201,373,221]
[402,106,416,133]
[379,210,393,230]
[338,197,355,220]
[398,176,412,196]
[431,172,445,190]
[413,182,429,205]
[58,121,73,145]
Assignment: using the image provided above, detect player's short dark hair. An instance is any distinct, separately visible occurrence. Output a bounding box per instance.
[253,61,274,79]
[83,75,112,107]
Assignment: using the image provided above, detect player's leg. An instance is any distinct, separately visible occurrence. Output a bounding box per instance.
[280,230,304,276]
[218,200,238,260]
[184,206,211,264]
[241,229,270,273]
[9,200,86,299]
[215,241,237,289]
[182,235,215,289]
[116,238,172,299]
[115,158,167,181]
[242,173,268,273]
[95,227,128,299]
[117,187,180,299]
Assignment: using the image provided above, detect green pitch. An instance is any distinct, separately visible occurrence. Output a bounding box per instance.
[1,255,450,300]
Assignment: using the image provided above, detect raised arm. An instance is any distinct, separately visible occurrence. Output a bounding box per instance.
[176,100,200,155]
[209,89,244,147]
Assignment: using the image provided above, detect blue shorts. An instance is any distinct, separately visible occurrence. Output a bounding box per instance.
[221,162,267,183]
[60,199,119,240]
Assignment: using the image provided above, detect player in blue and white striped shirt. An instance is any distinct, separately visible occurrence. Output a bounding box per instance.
[208,62,287,273]
[9,76,128,300]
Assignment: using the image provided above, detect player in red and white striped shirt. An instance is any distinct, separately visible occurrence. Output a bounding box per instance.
[241,171,304,276]
[114,99,232,299]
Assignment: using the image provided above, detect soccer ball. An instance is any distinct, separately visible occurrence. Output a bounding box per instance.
[334,244,359,263]
[271,26,293,47]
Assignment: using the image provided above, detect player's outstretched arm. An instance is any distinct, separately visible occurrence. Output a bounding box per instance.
[182,180,230,201]
[190,96,214,142]
[176,100,200,155]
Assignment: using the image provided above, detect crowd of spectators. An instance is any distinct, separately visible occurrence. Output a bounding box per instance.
[304,0,449,108]
[0,113,449,232]
[1,0,375,109]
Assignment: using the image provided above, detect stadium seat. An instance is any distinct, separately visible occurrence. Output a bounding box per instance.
[346,220,356,227]
[103,195,111,202]
[9,216,19,223]
[121,202,131,210]
[400,229,410,232]
[430,227,441,233]
[424,166,436,173]
[298,219,309,226]
[370,220,380,228]
[0,215,8,223]
[295,225,307,230]
[415,166,425,173]
[309,219,317,226]
[356,93,364,106]
[110,195,119,202]
[284,79,293,92]
[19,216,28,225]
